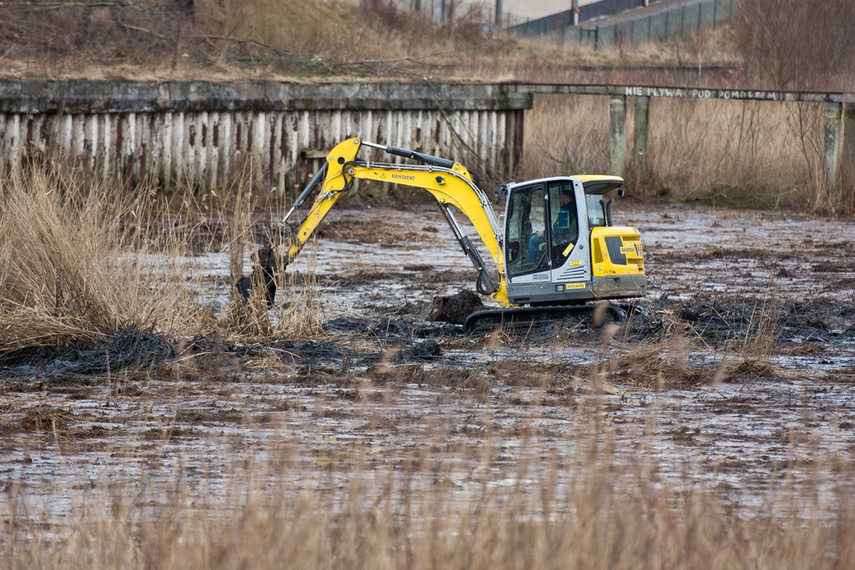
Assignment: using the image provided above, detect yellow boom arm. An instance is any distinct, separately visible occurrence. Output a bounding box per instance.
[284,138,511,306]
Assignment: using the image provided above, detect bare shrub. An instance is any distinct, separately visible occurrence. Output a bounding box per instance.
[733,0,855,90]
[193,0,499,77]
[0,0,197,73]
[196,0,351,59]
[647,97,814,206]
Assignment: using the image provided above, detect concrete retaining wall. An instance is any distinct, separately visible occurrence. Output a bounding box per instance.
[0,80,532,190]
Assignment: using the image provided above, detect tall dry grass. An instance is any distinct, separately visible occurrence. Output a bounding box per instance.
[0,166,213,355]
[523,94,837,212]
[523,95,611,179]
[0,162,326,357]
[2,397,854,569]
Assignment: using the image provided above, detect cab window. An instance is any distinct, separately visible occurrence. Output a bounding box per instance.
[585,193,609,228]
[547,181,579,268]
[506,185,548,277]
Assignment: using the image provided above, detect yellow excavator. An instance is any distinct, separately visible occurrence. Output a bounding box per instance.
[280,138,646,333]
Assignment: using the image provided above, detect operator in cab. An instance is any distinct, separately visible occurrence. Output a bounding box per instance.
[528,188,577,264]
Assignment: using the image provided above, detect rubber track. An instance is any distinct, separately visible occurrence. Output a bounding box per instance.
[463,303,627,335]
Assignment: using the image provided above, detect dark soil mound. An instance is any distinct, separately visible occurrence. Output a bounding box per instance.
[0,327,174,380]
[428,290,484,325]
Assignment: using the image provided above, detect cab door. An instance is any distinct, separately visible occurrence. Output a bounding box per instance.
[503,183,552,284]
[547,179,591,285]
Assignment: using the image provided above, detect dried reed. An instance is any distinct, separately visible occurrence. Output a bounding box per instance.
[2,399,853,569]
[524,94,834,212]
[0,166,208,354]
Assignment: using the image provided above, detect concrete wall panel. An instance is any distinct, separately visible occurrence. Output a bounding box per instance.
[0,80,531,186]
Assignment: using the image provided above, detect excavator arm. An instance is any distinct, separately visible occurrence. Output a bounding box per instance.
[282,138,512,307]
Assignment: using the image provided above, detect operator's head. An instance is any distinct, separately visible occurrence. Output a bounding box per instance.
[560,189,573,205]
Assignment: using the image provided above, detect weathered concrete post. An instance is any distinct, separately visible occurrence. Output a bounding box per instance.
[632,95,650,185]
[823,101,843,200]
[844,103,855,199]
[609,95,627,178]
[3,114,21,174]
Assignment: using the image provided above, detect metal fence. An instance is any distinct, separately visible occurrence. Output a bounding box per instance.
[581,0,734,48]
[516,0,736,48]
[512,0,669,36]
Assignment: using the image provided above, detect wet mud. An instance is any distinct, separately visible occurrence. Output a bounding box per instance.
[3,202,854,382]
[2,202,855,519]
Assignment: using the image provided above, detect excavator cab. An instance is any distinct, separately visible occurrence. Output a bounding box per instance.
[502,176,645,306]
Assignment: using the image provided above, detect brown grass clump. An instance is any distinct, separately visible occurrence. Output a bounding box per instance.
[734,301,780,360]
[273,271,327,338]
[0,161,331,359]
[218,174,327,339]
[605,327,700,389]
[0,166,211,355]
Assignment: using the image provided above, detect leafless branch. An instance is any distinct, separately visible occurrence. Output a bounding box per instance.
[119,23,166,40]
[191,35,293,58]
[5,2,139,11]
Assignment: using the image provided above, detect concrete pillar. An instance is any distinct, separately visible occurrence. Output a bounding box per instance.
[844,103,855,189]
[823,101,843,199]
[609,95,627,178]
[633,96,651,176]
[4,114,21,175]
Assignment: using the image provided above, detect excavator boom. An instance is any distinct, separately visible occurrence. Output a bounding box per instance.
[283,138,513,306]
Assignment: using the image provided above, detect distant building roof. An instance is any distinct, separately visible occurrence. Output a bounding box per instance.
[502,0,600,22]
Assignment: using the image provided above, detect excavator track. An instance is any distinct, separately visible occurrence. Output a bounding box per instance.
[463,303,628,335]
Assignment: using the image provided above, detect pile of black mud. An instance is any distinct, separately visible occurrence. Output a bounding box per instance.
[651,297,855,344]
[427,290,484,325]
[0,314,453,381]
[325,309,455,365]
[0,327,174,381]
[1,296,849,382]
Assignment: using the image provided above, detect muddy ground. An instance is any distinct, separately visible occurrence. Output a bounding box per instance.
[1,201,854,521]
